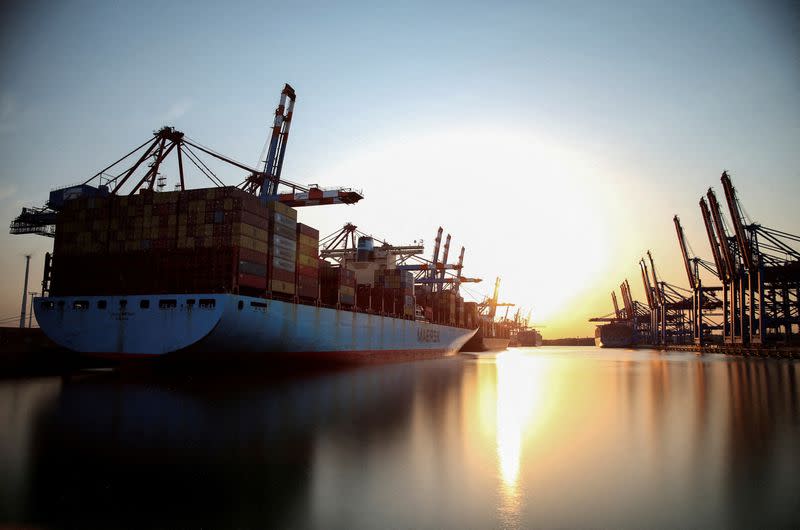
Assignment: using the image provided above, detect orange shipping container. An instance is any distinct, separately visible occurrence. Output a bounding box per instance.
[271,280,296,295]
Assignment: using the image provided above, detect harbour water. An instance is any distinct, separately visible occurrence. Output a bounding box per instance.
[1,347,798,528]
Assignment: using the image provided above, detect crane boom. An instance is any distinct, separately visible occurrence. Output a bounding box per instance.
[439,234,451,292]
[674,215,697,289]
[260,83,296,200]
[720,171,754,271]
[707,188,738,280]
[639,259,655,308]
[488,277,501,319]
[647,250,664,306]
[611,291,621,319]
[700,197,727,281]
[620,280,633,318]
[454,246,465,294]
[430,227,443,290]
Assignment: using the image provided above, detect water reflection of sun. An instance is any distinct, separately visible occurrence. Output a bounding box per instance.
[496,351,550,490]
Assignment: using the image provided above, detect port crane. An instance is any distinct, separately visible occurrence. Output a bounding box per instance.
[480,277,514,319]
[717,171,799,344]
[589,279,651,341]
[640,251,693,345]
[318,224,481,288]
[673,215,723,344]
[9,84,363,238]
[706,185,747,343]
[612,291,622,319]
[589,171,798,350]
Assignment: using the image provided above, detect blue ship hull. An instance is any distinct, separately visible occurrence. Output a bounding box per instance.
[34,294,477,362]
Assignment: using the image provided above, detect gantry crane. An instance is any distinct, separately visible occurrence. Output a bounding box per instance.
[645,250,693,345]
[483,277,514,320]
[318,224,481,289]
[706,186,747,343]
[719,171,799,344]
[10,84,363,238]
[589,279,651,343]
[673,215,723,344]
[694,171,799,346]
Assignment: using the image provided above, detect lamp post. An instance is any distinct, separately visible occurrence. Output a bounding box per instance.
[28,292,38,328]
[19,255,31,329]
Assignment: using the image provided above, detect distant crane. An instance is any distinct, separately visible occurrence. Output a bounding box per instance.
[707,186,746,343]
[673,214,722,344]
[484,277,514,319]
[318,224,481,287]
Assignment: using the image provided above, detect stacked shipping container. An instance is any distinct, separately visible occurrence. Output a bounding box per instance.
[296,223,320,300]
[320,262,356,307]
[266,201,297,296]
[51,187,297,297]
[373,268,415,317]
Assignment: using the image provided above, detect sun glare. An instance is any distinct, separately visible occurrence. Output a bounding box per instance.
[325,127,616,328]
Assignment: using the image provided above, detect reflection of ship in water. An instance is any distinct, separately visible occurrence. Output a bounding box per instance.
[23,361,465,528]
[594,323,633,348]
[461,277,513,352]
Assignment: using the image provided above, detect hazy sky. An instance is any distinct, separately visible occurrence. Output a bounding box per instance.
[0,0,798,336]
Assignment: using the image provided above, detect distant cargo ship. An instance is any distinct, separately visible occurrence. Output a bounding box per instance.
[18,85,479,362]
[516,328,543,347]
[594,323,633,348]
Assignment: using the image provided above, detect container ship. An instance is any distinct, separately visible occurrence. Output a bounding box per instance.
[12,85,478,362]
[515,328,543,347]
[460,277,512,352]
[594,323,634,348]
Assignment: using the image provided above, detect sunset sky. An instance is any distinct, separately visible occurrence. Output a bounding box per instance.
[0,1,797,337]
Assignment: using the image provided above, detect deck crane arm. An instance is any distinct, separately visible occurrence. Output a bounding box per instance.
[612,291,621,319]
[700,197,728,281]
[707,188,738,280]
[674,215,697,289]
[720,171,754,271]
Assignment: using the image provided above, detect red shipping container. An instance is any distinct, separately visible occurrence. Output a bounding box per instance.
[297,275,319,299]
[296,223,319,239]
[296,263,318,278]
[270,267,295,283]
[238,247,267,264]
[239,273,267,290]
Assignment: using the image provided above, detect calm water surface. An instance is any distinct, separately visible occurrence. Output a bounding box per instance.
[1,347,798,528]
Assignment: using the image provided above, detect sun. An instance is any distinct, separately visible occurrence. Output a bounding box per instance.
[320,125,617,326]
